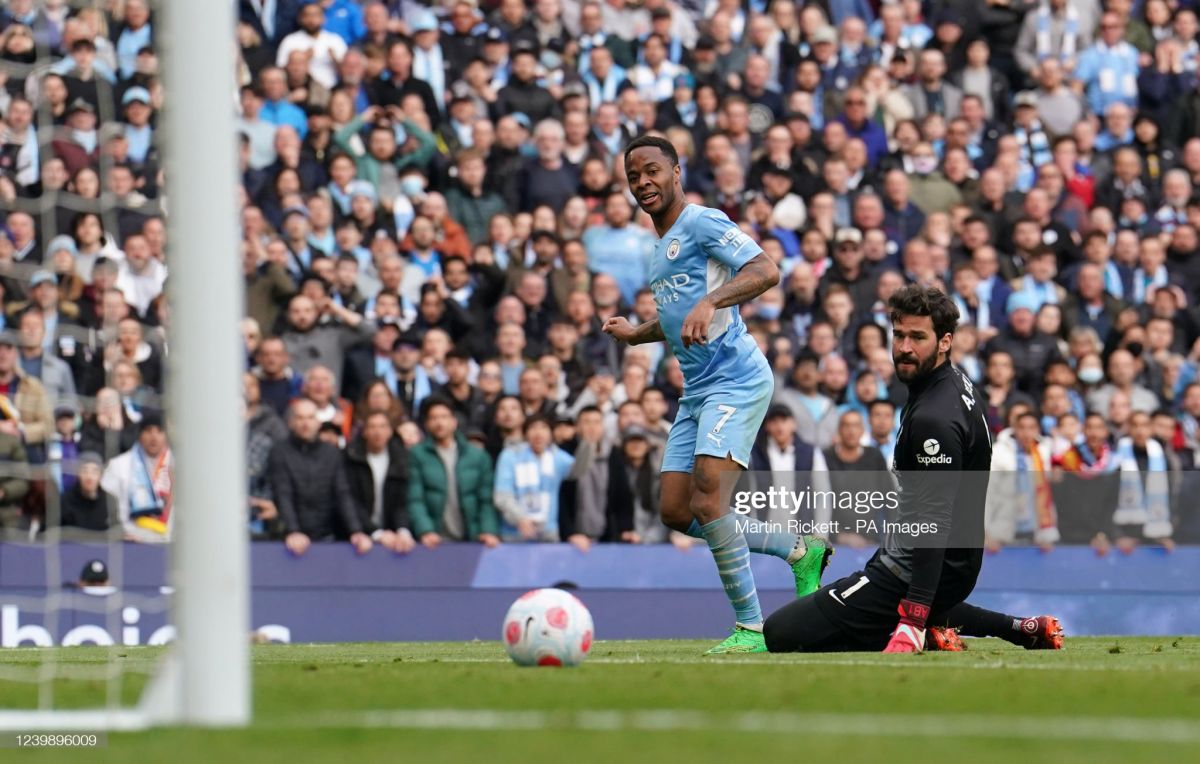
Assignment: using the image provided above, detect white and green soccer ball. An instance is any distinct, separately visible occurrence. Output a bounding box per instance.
[502,588,594,667]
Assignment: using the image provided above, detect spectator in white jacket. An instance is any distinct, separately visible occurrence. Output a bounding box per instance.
[100,412,173,543]
[986,411,1061,551]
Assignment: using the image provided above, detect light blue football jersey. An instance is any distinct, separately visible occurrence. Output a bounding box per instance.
[648,204,767,395]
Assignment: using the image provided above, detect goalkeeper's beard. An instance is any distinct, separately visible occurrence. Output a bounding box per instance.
[893,349,939,385]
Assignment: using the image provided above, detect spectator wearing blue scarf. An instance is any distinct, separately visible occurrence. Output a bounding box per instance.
[493,415,574,542]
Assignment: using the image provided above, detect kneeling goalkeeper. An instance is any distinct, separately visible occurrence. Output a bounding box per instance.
[765,285,1061,653]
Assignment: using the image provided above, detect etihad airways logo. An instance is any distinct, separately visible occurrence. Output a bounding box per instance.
[650,273,690,306]
[917,438,952,465]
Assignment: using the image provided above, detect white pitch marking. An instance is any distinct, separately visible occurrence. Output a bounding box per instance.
[282,708,1200,744]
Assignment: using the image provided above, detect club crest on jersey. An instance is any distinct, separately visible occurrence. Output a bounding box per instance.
[666,239,681,260]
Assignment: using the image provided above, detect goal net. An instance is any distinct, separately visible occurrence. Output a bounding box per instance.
[0,0,247,728]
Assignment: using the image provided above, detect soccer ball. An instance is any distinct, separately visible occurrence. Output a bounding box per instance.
[502,588,594,667]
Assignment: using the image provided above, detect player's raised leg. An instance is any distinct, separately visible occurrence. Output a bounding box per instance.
[680,508,831,597]
[694,379,832,599]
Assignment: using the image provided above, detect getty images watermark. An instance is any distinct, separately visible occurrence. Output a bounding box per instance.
[718,470,998,546]
[727,483,939,539]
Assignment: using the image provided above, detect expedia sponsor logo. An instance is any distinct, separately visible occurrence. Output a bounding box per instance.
[918,439,951,464]
[917,452,953,466]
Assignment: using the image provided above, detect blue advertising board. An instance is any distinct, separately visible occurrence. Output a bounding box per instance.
[1,543,1196,645]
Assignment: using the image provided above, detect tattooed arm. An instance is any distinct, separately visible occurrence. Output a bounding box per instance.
[680,253,780,347]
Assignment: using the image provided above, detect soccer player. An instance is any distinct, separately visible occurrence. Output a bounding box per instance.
[603,135,830,654]
[763,286,1063,652]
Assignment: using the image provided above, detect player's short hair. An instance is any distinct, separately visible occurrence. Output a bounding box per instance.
[887,285,959,341]
[623,135,679,168]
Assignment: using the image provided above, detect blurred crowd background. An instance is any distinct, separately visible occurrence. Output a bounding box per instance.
[1,0,1198,556]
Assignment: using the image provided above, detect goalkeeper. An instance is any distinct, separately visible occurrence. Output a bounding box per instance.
[764,286,1062,653]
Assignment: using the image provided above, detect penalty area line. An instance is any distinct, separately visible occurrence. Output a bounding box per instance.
[284,709,1200,744]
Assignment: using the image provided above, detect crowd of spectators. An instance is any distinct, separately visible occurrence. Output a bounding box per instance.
[2,0,1199,555]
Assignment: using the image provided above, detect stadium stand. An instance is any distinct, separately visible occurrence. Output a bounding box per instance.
[2,0,1199,556]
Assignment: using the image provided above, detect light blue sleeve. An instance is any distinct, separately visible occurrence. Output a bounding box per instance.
[555,448,576,480]
[1073,50,1096,85]
[697,208,763,271]
[494,448,516,496]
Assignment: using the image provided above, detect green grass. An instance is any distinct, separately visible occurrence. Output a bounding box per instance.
[2,637,1199,762]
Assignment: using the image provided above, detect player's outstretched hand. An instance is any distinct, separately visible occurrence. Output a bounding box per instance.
[602,316,636,343]
[681,299,716,347]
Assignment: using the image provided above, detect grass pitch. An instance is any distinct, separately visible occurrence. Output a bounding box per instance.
[1,637,1198,762]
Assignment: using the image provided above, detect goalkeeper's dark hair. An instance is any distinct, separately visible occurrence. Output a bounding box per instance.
[623,135,678,168]
[886,284,959,342]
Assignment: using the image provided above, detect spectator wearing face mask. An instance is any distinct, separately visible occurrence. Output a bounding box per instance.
[1086,348,1159,415]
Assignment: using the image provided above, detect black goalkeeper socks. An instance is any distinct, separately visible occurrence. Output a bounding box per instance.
[937,602,1023,643]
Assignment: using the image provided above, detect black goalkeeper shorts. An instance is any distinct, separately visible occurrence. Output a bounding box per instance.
[764,561,976,652]
[764,565,906,652]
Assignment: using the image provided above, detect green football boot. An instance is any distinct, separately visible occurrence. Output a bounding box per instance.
[705,625,768,655]
[789,535,833,598]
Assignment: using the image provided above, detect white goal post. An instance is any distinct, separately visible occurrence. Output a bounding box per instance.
[0,0,249,730]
